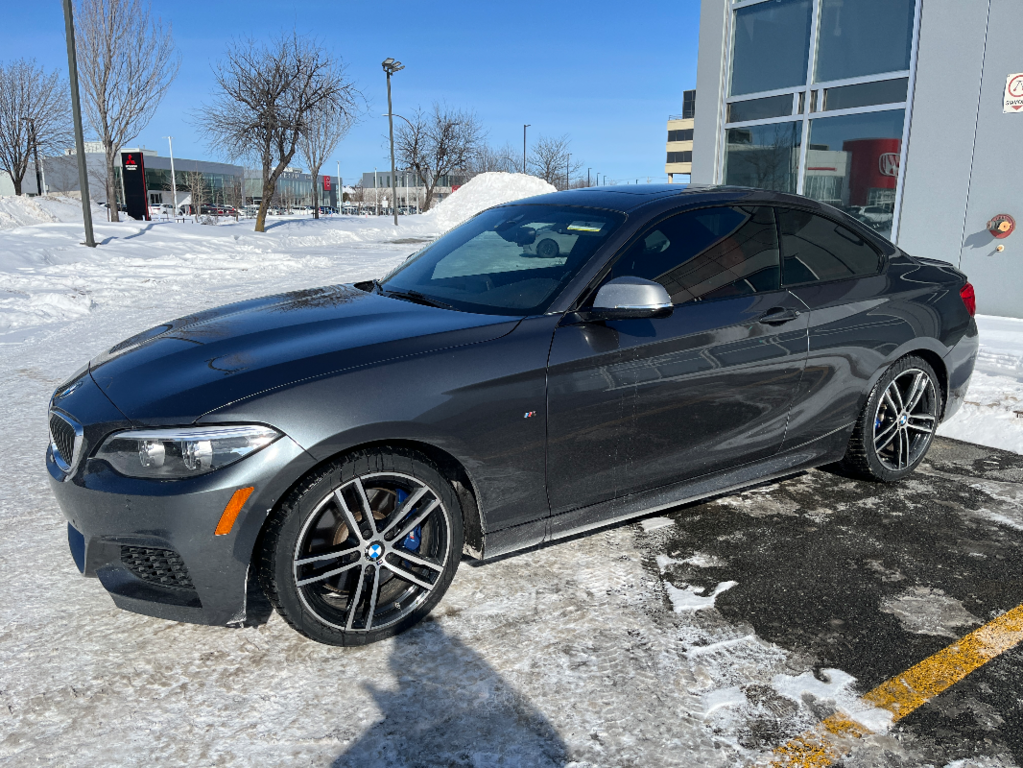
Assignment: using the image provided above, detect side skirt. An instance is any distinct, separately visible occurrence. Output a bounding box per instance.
[481,427,850,559]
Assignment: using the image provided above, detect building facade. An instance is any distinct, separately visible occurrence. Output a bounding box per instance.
[666,89,696,182]
[359,170,469,210]
[14,146,339,212]
[692,0,1022,317]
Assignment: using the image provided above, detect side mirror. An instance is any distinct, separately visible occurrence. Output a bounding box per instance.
[567,276,674,323]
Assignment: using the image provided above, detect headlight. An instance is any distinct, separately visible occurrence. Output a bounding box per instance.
[96,425,281,479]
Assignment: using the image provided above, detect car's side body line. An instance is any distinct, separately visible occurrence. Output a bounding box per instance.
[520,425,849,555]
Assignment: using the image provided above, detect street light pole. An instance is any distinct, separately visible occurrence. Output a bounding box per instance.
[382,58,405,226]
[523,124,530,174]
[587,168,591,187]
[566,153,570,190]
[163,136,177,213]
[61,0,95,247]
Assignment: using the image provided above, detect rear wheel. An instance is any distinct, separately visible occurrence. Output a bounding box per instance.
[837,355,942,482]
[258,448,463,646]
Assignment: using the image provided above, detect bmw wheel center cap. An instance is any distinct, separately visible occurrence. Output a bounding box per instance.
[366,543,384,561]
[900,414,908,425]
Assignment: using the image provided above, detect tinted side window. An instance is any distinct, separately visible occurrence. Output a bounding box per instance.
[778,208,881,285]
[608,206,780,304]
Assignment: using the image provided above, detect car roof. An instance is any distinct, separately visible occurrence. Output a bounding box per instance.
[499,184,826,214]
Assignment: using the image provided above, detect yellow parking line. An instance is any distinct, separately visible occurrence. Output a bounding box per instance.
[769,603,1023,767]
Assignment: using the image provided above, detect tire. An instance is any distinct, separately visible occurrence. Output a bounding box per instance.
[535,238,560,258]
[837,355,943,482]
[258,447,464,646]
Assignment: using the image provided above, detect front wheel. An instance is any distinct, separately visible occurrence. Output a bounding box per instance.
[837,355,943,482]
[258,448,463,646]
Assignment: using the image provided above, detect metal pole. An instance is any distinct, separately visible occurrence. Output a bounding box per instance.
[566,153,570,190]
[386,71,398,226]
[61,0,95,247]
[374,168,378,215]
[523,125,530,173]
[587,168,591,187]
[164,136,177,214]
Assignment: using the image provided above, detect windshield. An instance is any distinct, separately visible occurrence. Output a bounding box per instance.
[379,205,626,315]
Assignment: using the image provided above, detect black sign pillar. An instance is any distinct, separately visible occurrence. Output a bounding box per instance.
[120,152,150,221]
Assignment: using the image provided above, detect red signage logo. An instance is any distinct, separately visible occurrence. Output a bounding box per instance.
[878,153,900,178]
[323,175,331,191]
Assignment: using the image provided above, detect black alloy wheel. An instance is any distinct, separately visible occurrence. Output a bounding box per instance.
[838,355,943,482]
[258,449,463,646]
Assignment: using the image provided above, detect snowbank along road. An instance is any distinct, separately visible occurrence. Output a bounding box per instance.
[1,176,1022,766]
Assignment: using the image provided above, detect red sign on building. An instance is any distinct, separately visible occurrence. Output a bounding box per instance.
[323,175,331,191]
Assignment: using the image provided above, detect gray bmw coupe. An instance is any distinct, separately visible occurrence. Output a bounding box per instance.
[47,185,978,646]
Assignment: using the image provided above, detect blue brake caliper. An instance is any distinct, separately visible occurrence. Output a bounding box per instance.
[396,489,421,553]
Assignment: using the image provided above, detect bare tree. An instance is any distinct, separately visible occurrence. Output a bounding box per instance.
[468,142,518,177]
[196,34,358,232]
[44,154,81,195]
[299,103,352,219]
[0,59,72,195]
[183,168,206,220]
[395,104,484,211]
[75,0,179,221]
[529,134,583,190]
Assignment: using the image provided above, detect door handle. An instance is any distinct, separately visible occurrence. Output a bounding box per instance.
[757,307,801,325]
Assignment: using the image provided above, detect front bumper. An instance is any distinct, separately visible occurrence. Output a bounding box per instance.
[48,432,316,626]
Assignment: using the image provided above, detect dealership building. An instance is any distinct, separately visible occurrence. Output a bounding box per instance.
[9,143,340,211]
[692,0,1022,317]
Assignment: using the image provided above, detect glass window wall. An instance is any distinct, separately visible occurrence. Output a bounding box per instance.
[721,0,917,241]
[814,0,915,83]
[730,0,812,96]
[803,110,904,238]
[723,122,801,194]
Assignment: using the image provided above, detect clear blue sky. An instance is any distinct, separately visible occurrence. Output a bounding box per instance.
[2,0,700,185]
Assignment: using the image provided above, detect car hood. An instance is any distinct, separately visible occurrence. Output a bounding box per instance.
[89,284,521,424]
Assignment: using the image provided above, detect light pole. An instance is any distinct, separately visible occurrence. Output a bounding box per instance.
[382,58,405,226]
[61,0,95,247]
[163,136,177,214]
[566,153,570,190]
[337,160,342,210]
[587,168,591,187]
[523,124,530,174]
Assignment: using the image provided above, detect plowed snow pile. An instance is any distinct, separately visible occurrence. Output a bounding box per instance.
[0,195,104,231]
[421,172,556,230]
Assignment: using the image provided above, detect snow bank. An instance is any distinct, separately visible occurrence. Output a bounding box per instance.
[937,314,1023,454]
[0,195,103,231]
[420,172,556,230]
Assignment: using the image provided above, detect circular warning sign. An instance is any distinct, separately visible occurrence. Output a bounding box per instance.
[1006,73,1023,112]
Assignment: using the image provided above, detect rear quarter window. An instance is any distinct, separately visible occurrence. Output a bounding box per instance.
[777,208,882,286]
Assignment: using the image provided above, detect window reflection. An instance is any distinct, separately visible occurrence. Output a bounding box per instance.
[730,0,812,96]
[723,122,801,194]
[803,110,905,239]
[815,0,915,83]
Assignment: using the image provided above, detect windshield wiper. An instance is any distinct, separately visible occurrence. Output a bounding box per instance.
[381,287,454,310]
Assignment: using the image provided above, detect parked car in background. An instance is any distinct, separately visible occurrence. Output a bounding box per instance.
[148,204,173,218]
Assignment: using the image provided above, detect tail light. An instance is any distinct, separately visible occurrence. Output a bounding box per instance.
[959,282,976,317]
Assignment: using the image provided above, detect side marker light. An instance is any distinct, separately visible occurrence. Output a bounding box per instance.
[215,487,255,536]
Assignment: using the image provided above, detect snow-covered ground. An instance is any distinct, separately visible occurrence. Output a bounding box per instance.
[937,315,1023,454]
[0,174,1021,766]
